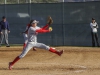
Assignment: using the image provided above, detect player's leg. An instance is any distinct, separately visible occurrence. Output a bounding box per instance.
[0,30,4,46]
[91,32,95,47]
[23,33,36,51]
[9,42,33,70]
[4,29,10,47]
[95,33,100,47]
[35,43,63,56]
[23,33,28,49]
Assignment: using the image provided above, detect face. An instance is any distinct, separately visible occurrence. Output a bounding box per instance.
[32,23,37,27]
[3,18,6,22]
[92,20,95,23]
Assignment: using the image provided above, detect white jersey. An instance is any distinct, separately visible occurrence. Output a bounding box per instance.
[90,22,98,33]
[28,26,40,42]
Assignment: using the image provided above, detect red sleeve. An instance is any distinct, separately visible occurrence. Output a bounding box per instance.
[36,28,50,33]
[41,24,49,29]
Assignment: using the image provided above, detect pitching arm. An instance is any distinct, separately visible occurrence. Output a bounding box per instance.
[36,27,52,33]
[41,24,49,29]
[36,28,50,33]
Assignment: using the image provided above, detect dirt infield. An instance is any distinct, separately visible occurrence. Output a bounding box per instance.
[0,46,100,75]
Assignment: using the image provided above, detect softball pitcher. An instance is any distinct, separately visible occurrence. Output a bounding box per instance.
[9,17,63,70]
[22,20,36,51]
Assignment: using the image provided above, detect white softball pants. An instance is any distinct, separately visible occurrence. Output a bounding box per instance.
[19,42,50,58]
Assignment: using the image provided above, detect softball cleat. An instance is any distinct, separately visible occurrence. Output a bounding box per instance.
[9,62,13,70]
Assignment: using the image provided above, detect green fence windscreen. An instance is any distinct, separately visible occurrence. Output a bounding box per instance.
[0,2,100,46]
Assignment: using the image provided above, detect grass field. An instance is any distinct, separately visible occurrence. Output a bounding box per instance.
[0,46,100,75]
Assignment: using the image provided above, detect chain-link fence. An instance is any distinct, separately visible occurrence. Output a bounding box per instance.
[0,1,100,46]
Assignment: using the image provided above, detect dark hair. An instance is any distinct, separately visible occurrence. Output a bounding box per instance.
[29,20,34,24]
[2,16,6,19]
[92,18,95,20]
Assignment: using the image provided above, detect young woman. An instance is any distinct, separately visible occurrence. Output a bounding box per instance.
[9,20,63,70]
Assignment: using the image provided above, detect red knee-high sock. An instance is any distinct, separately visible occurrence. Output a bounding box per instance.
[49,47,58,54]
[49,47,63,56]
[23,43,26,49]
[11,56,20,66]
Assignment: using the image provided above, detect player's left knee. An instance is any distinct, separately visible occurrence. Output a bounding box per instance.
[45,46,50,50]
[19,54,26,58]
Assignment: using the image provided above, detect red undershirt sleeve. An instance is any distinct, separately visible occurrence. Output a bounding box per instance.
[36,28,50,33]
[41,24,49,29]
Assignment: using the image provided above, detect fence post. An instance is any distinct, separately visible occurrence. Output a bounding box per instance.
[4,0,6,4]
[4,0,7,17]
[29,0,31,20]
[18,0,19,4]
[62,1,65,46]
[29,0,31,3]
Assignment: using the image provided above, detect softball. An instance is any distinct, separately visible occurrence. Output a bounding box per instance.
[49,27,53,31]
